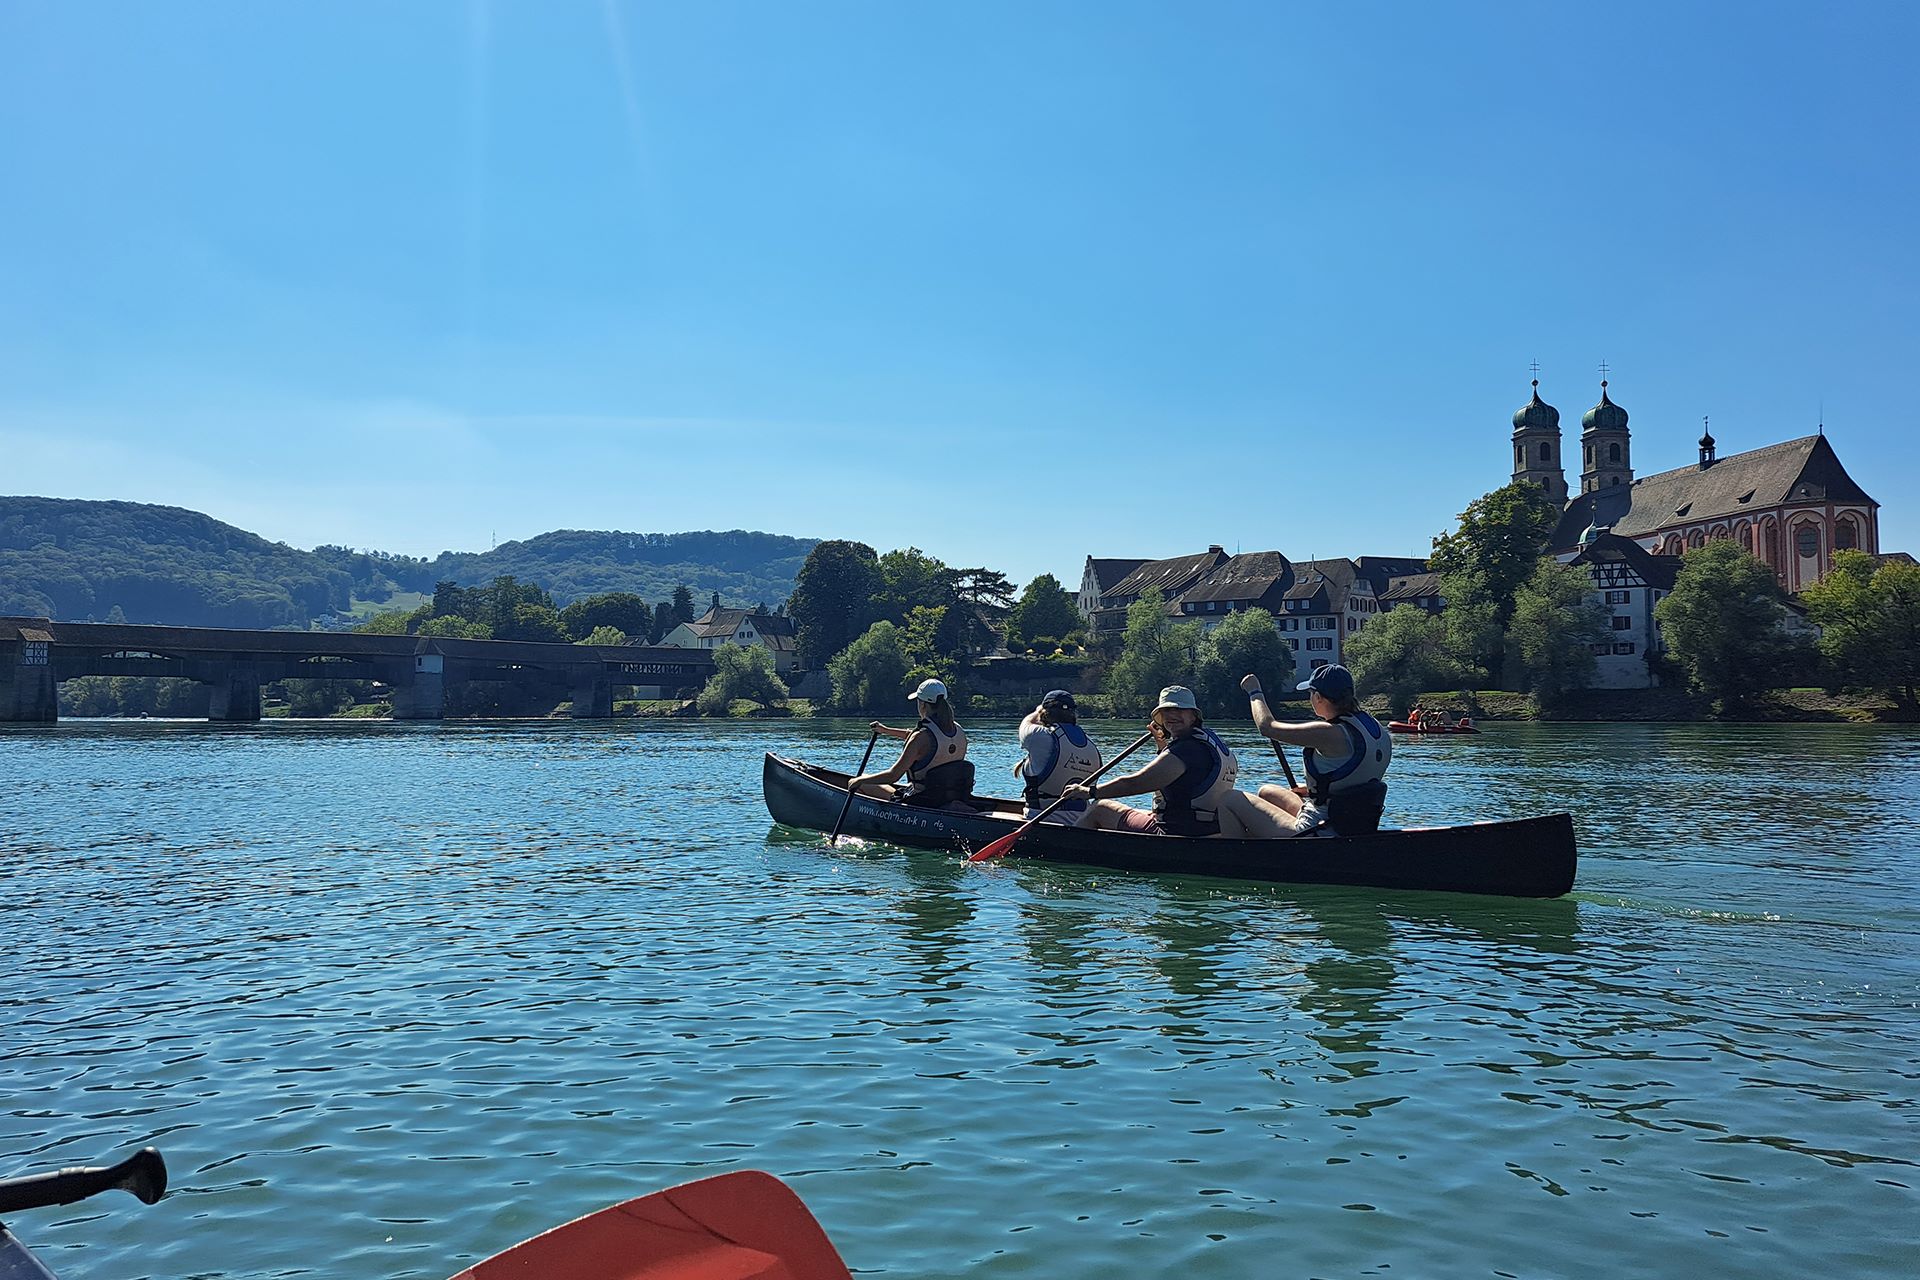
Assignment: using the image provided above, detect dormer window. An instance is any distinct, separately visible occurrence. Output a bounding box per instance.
[1674,503,1691,518]
[1737,489,1755,504]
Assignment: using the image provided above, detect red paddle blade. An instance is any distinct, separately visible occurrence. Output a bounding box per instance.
[451,1169,852,1280]
[967,829,1022,862]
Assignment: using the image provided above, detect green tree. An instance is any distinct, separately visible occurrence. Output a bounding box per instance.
[1429,482,1563,681]
[416,613,491,639]
[828,621,912,713]
[1802,550,1920,711]
[560,592,651,643]
[696,642,790,715]
[790,540,883,667]
[872,548,953,624]
[1339,604,1471,716]
[576,625,629,646]
[1006,573,1082,649]
[1507,559,1611,706]
[1105,597,1203,715]
[357,608,417,635]
[672,584,697,624]
[1193,608,1292,714]
[495,602,571,644]
[1656,540,1798,712]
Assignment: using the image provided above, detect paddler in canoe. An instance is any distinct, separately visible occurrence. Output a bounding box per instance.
[1238,664,1392,837]
[1058,685,1270,836]
[848,678,978,808]
[1012,689,1104,824]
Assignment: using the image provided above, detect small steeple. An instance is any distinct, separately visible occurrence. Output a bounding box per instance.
[1698,415,1716,469]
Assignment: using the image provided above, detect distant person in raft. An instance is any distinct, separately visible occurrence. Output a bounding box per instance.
[1058,686,1249,836]
[1012,689,1104,824]
[1238,665,1392,837]
[849,678,977,808]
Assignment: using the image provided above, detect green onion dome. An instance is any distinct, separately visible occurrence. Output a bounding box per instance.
[1512,381,1560,433]
[1582,381,1629,433]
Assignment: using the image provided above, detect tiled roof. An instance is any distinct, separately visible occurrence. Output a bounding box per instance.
[1178,551,1295,605]
[1379,572,1442,601]
[685,607,795,639]
[1086,558,1149,592]
[1568,532,1683,591]
[1104,549,1229,601]
[1550,435,1876,550]
[1291,558,1363,590]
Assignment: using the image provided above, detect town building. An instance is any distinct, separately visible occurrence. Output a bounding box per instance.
[1378,571,1444,614]
[659,604,798,673]
[1170,551,1295,627]
[1079,547,1229,635]
[1564,531,1681,689]
[1272,559,1380,684]
[1512,379,1881,592]
[1077,558,1148,628]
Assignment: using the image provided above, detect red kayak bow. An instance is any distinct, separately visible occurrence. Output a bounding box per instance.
[451,1170,853,1280]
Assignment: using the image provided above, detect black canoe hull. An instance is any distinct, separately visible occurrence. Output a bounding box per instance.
[762,753,1577,898]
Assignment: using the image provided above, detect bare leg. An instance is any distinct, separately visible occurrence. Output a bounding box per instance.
[1219,789,1293,839]
[1258,783,1308,820]
[854,780,898,800]
[1077,799,1140,830]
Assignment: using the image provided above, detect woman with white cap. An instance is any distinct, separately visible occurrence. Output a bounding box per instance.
[849,678,975,808]
[1238,664,1392,836]
[1060,686,1241,836]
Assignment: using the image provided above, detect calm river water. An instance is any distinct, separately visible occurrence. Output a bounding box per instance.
[3,718,1916,1279]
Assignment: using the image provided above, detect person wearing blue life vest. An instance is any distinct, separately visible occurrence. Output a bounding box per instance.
[1238,664,1392,837]
[850,678,976,808]
[1060,686,1245,836]
[1012,689,1104,824]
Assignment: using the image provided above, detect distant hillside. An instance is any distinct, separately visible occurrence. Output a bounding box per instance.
[427,529,816,611]
[0,497,817,628]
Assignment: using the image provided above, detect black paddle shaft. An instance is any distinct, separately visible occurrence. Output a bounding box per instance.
[1269,738,1299,788]
[827,730,881,847]
[0,1149,166,1217]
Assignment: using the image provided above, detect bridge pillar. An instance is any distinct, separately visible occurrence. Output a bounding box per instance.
[392,655,445,720]
[207,660,262,722]
[1,639,57,722]
[570,671,613,718]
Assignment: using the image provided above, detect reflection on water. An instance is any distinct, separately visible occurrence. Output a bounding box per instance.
[1,718,1916,1279]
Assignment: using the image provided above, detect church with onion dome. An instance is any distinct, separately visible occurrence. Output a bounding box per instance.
[1507,376,1882,688]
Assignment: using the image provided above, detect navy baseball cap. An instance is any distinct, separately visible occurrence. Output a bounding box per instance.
[1298,664,1355,701]
[1040,689,1076,710]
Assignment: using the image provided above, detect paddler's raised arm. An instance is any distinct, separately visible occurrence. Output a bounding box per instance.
[1239,674,1350,755]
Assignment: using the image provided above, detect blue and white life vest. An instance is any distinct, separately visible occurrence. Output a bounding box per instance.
[1303,711,1391,803]
[1154,726,1239,836]
[1022,722,1104,809]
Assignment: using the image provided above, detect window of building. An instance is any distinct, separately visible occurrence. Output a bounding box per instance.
[1590,643,1611,655]
[1606,590,1630,605]
[1608,442,1621,463]
[1306,637,1333,651]
[1310,658,1329,670]
[1205,600,1217,612]
[1585,445,1593,465]
[1516,444,1524,468]
[1612,643,1637,655]
[1347,618,1357,631]
[1283,638,1297,651]
[1539,442,1551,461]
[1796,525,1819,558]
[1611,615,1633,631]
[1836,520,1858,551]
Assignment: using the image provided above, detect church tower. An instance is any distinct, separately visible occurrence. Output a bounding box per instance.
[1511,380,1567,503]
[1580,380,1633,493]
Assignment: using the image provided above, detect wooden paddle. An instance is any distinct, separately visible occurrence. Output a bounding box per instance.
[826,729,880,847]
[967,730,1155,862]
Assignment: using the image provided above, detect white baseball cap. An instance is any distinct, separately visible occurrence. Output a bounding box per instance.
[909,678,948,703]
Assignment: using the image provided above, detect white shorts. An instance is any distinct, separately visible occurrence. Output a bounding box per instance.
[1024,800,1089,825]
[1289,801,1333,837]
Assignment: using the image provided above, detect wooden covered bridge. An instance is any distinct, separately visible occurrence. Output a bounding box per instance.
[0,617,716,722]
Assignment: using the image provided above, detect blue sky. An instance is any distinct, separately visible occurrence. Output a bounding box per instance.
[3,2,1914,590]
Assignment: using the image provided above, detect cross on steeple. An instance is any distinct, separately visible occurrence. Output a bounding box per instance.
[1529,358,1541,379]
[1597,358,1610,381]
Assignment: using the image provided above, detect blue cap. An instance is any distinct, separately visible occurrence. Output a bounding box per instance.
[1040,689,1076,710]
[1298,664,1355,701]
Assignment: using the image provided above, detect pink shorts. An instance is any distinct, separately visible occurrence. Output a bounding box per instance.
[1116,807,1163,834]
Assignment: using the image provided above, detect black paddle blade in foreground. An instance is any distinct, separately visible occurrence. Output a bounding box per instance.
[0,1148,166,1216]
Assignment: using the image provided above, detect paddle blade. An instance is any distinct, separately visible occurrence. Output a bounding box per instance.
[967,829,1022,862]
[452,1169,852,1280]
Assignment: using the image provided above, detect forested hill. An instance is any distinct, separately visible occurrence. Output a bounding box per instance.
[428,530,816,612]
[0,497,817,628]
